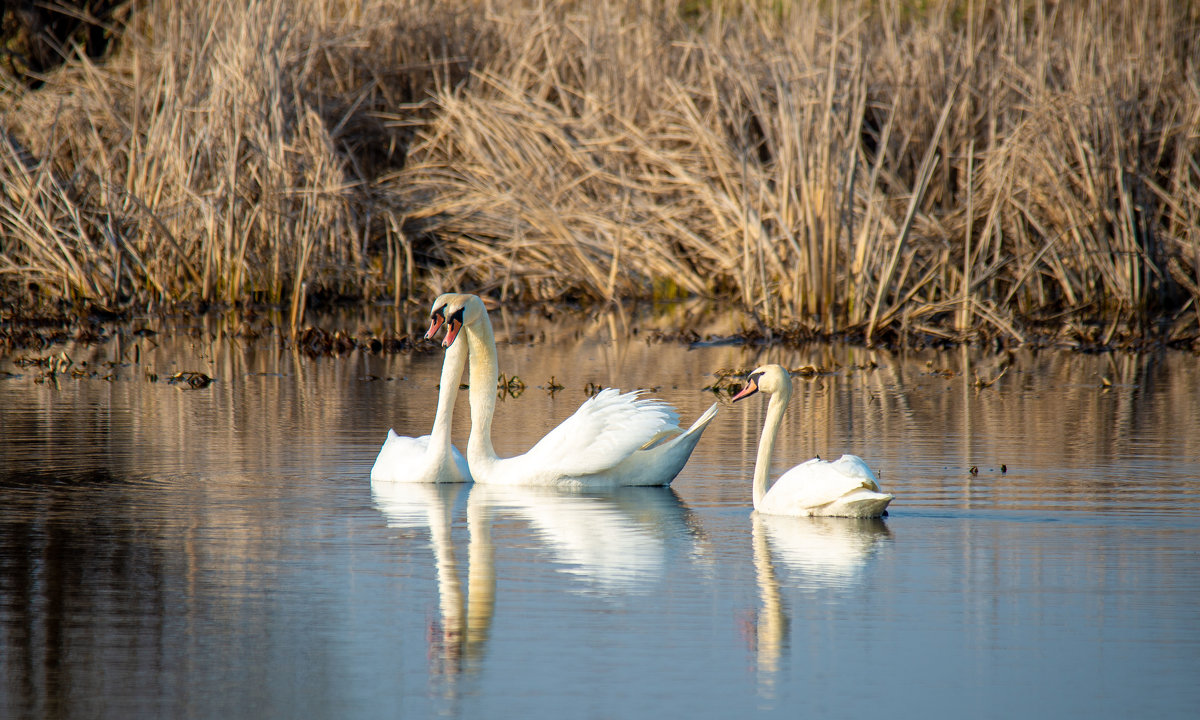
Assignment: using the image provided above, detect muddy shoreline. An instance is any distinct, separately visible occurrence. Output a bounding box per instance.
[3,298,1197,363]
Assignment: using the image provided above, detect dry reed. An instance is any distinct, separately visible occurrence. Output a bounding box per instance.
[1,0,1197,345]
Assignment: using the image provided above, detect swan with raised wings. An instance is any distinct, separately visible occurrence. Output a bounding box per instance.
[369,306,471,483]
[431,293,718,487]
[731,364,892,517]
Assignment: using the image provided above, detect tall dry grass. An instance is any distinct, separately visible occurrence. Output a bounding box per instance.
[1,0,1197,344]
[1,0,489,313]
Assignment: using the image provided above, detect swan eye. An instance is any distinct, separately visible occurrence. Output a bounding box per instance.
[449,307,465,324]
[430,306,445,319]
[749,371,763,386]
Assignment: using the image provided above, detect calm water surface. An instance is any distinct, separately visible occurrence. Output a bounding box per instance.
[2,307,1199,719]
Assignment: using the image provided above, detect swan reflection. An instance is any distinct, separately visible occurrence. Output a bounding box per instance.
[469,484,695,593]
[757,514,892,588]
[749,514,892,699]
[370,481,494,680]
[370,480,697,691]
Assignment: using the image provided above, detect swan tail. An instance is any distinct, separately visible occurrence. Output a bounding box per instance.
[612,403,719,486]
[639,403,718,450]
[685,403,720,435]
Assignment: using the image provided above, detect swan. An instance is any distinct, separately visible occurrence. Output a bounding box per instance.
[369,306,472,483]
[731,364,893,517]
[432,293,718,487]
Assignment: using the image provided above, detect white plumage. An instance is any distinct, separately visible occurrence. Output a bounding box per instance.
[732,364,893,517]
[369,309,472,484]
[433,293,718,487]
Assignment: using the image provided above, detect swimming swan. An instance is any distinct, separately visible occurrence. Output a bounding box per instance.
[432,293,718,487]
[731,364,892,517]
[369,307,472,483]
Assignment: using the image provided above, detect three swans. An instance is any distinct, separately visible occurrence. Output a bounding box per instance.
[369,307,472,483]
[732,364,893,517]
[432,293,718,487]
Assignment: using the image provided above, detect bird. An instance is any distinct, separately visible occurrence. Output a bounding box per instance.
[731,364,892,517]
[369,303,471,483]
[430,293,718,487]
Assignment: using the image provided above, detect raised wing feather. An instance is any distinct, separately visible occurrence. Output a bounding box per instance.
[518,388,681,478]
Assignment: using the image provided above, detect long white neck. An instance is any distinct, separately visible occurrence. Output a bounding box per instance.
[427,337,468,468]
[752,383,791,510]
[462,310,500,476]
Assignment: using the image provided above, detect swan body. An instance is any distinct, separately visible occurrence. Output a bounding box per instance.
[732,364,892,517]
[369,309,472,483]
[433,293,718,487]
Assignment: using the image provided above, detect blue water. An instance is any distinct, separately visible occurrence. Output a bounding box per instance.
[2,319,1199,719]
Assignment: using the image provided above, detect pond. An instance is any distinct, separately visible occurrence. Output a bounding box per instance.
[2,304,1199,719]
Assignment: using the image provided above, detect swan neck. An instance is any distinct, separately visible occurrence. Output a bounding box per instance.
[753,384,791,510]
[463,309,500,474]
[427,338,467,458]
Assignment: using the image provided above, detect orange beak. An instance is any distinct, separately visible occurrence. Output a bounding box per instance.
[731,377,760,402]
[442,317,462,348]
[425,313,445,340]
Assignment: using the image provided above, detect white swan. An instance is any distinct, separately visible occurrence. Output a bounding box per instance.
[731,364,893,517]
[369,307,471,483]
[433,293,718,487]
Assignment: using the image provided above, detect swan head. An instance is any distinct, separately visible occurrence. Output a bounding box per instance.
[425,292,458,340]
[731,364,791,402]
[437,294,487,348]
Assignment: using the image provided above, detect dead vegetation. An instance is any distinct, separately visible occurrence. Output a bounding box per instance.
[1,0,1197,347]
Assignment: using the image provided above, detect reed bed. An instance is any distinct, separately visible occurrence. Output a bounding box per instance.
[1,0,1197,345]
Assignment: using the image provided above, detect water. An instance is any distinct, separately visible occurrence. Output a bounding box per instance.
[2,307,1199,719]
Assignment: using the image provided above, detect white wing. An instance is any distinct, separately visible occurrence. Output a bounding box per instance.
[517,389,681,478]
[826,454,882,491]
[761,454,885,515]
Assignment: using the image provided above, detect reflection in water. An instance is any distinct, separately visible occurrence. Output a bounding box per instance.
[371,482,494,685]
[470,485,695,592]
[369,482,697,691]
[748,513,892,700]
[750,513,789,699]
[757,514,892,588]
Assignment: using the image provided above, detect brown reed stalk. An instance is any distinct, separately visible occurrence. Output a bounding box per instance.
[0,0,1195,344]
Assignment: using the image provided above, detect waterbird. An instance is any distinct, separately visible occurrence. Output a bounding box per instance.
[369,305,471,483]
[431,293,718,487]
[731,364,893,517]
